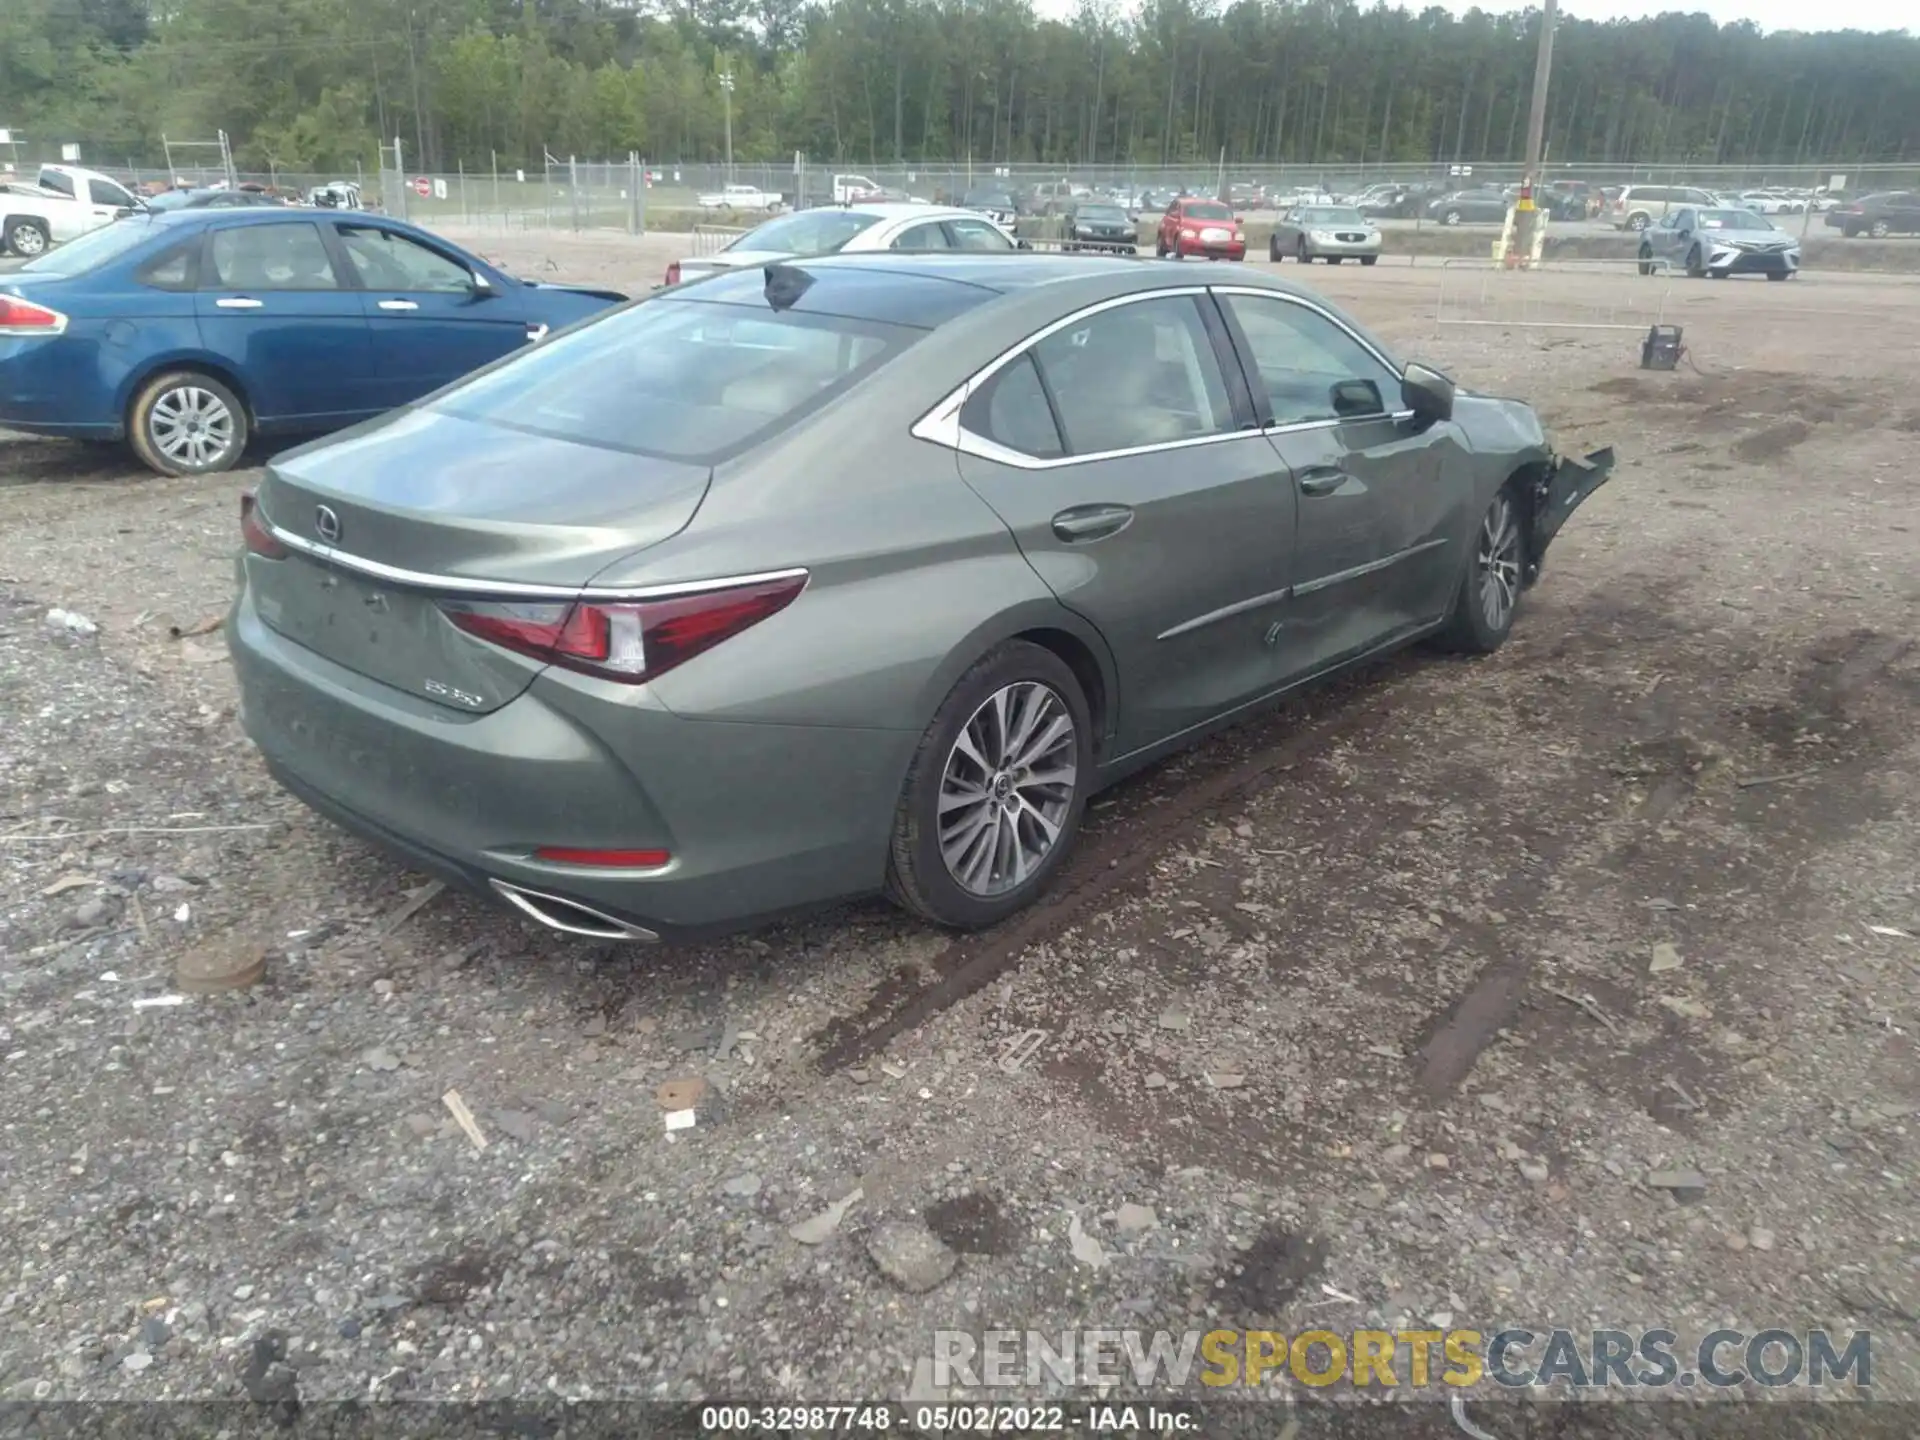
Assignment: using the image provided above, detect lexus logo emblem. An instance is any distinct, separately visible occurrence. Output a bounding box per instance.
[314,505,341,544]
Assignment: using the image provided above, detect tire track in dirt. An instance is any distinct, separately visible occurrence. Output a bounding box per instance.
[810,659,1440,1072]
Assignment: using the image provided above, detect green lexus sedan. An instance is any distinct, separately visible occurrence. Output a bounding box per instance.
[229,253,1612,942]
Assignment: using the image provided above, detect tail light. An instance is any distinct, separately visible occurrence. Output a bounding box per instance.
[441,573,806,686]
[664,260,681,285]
[534,846,670,869]
[0,296,68,336]
[239,489,288,559]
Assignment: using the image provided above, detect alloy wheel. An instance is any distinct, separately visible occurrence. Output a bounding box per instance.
[1477,494,1522,632]
[938,680,1078,898]
[11,226,47,256]
[149,385,237,469]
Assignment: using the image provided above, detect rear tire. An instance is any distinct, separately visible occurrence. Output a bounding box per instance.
[1869,220,1890,239]
[3,217,50,257]
[1686,246,1706,279]
[1637,248,1655,276]
[127,370,250,477]
[1434,487,1524,656]
[1766,271,1790,281]
[886,641,1093,931]
[1359,255,1378,266]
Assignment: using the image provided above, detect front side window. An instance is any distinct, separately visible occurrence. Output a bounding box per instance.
[90,178,137,209]
[432,297,915,461]
[1219,293,1400,426]
[1026,296,1234,456]
[204,223,340,290]
[337,225,473,292]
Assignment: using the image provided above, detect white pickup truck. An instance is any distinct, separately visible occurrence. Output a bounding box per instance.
[695,182,786,212]
[1,164,146,257]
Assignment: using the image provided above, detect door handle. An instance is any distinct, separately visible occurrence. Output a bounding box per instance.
[377,299,419,311]
[215,297,264,309]
[1051,504,1135,543]
[1297,467,1348,497]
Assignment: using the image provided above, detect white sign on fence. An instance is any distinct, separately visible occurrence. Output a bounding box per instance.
[1828,174,1847,192]
[0,129,11,144]
[61,143,82,161]
[433,177,448,199]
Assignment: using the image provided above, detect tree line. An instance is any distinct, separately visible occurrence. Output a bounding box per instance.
[5,0,1917,177]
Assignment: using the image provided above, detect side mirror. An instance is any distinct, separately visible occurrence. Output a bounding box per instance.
[1401,363,1455,425]
[469,270,494,295]
[1015,238,1032,251]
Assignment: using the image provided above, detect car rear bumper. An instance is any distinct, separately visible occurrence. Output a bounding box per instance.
[229,585,907,940]
[0,338,126,436]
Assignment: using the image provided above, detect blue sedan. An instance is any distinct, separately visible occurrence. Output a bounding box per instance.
[0,208,626,475]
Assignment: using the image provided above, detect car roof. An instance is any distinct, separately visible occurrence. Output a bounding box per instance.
[829,203,985,220]
[709,251,1338,306]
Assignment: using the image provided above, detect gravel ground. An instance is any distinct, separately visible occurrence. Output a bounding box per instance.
[2,237,1917,1424]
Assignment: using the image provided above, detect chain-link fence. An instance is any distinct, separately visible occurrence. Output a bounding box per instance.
[10,136,1917,233]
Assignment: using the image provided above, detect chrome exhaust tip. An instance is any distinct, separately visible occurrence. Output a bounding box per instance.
[489,879,659,943]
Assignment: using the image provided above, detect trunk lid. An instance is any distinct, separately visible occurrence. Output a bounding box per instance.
[676,248,793,284]
[249,408,710,714]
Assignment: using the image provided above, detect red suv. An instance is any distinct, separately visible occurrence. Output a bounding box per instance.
[1155,199,1246,261]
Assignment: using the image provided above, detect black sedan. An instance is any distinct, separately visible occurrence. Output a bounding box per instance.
[1061,202,1138,254]
[1824,192,1920,238]
[1425,188,1511,225]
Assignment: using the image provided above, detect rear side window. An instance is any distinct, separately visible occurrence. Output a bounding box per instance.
[136,242,198,291]
[37,169,75,198]
[432,297,916,461]
[961,354,1063,459]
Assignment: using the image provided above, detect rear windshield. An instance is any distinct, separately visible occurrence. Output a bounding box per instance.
[1184,202,1233,220]
[725,209,881,256]
[431,295,916,461]
[17,217,159,273]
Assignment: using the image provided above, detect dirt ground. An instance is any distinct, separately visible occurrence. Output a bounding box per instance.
[2,231,1917,1425]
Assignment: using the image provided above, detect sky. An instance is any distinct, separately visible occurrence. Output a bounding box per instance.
[1031,0,1911,31]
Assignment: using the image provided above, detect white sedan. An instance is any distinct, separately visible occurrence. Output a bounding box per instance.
[664,203,1021,287]
[696,183,786,212]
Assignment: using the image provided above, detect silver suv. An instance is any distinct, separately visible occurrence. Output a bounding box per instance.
[1610,184,1721,232]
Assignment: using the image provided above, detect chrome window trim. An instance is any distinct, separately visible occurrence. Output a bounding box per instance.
[912,283,1411,468]
[261,514,807,602]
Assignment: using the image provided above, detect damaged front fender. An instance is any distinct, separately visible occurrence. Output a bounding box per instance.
[1525,445,1616,585]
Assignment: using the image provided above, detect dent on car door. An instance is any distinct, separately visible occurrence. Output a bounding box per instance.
[947,292,1300,756]
[1212,288,1468,677]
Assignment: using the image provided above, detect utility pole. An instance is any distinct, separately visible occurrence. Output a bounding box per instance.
[720,72,735,184]
[1510,0,1557,266]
